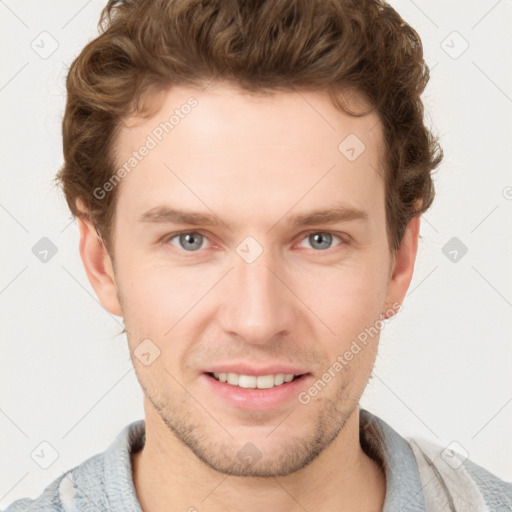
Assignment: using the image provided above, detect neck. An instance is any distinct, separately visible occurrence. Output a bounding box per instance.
[131,402,386,512]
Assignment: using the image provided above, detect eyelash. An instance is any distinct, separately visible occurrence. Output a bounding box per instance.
[161,230,348,254]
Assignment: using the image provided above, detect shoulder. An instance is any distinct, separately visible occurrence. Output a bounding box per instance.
[407,436,512,511]
[3,452,105,512]
[359,408,512,511]
[3,420,144,512]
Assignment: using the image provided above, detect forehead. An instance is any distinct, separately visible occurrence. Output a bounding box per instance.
[112,83,385,227]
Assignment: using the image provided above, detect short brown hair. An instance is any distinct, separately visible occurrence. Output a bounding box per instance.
[55,0,443,256]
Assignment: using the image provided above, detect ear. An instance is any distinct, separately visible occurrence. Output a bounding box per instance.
[383,214,421,319]
[75,200,123,317]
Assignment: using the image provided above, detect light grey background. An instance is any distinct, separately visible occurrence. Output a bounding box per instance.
[1,0,511,506]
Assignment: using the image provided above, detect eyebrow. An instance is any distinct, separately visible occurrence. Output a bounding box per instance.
[138,204,368,229]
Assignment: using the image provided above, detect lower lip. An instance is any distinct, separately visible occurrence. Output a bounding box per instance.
[201,373,312,410]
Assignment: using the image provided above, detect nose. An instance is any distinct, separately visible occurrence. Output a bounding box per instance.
[217,249,299,347]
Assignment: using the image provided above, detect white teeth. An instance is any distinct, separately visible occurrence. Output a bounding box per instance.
[227,373,238,385]
[274,373,285,386]
[238,375,257,388]
[256,375,275,389]
[211,372,298,389]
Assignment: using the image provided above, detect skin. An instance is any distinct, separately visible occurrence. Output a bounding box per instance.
[77,82,420,511]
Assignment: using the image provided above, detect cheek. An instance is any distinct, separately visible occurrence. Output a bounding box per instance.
[294,259,389,381]
[118,240,390,353]
[297,259,388,332]
[117,262,205,336]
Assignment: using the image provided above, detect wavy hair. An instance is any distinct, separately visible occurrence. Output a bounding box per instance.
[55,0,443,255]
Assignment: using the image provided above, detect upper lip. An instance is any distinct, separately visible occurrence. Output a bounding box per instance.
[203,363,310,376]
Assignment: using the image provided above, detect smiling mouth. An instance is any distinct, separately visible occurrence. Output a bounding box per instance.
[206,371,307,389]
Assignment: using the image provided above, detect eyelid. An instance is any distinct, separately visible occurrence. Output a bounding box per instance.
[162,230,215,250]
[295,230,347,250]
[161,229,349,252]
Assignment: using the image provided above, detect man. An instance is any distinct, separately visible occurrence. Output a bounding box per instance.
[6,0,511,510]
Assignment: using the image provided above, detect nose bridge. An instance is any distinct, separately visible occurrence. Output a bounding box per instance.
[219,243,296,344]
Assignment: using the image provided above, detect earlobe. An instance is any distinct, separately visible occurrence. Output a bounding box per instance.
[76,214,123,317]
[383,215,421,319]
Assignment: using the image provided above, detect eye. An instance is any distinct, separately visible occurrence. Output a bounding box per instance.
[297,231,345,251]
[165,232,210,252]
[162,230,346,254]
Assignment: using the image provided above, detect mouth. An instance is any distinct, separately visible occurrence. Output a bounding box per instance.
[205,371,306,389]
[201,370,312,410]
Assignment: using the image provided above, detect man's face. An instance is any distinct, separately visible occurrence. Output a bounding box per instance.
[100,83,401,476]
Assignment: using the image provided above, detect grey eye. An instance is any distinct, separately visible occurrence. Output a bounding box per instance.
[300,232,342,251]
[170,232,206,251]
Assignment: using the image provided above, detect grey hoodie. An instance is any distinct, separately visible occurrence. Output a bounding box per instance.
[4,408,512,511]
